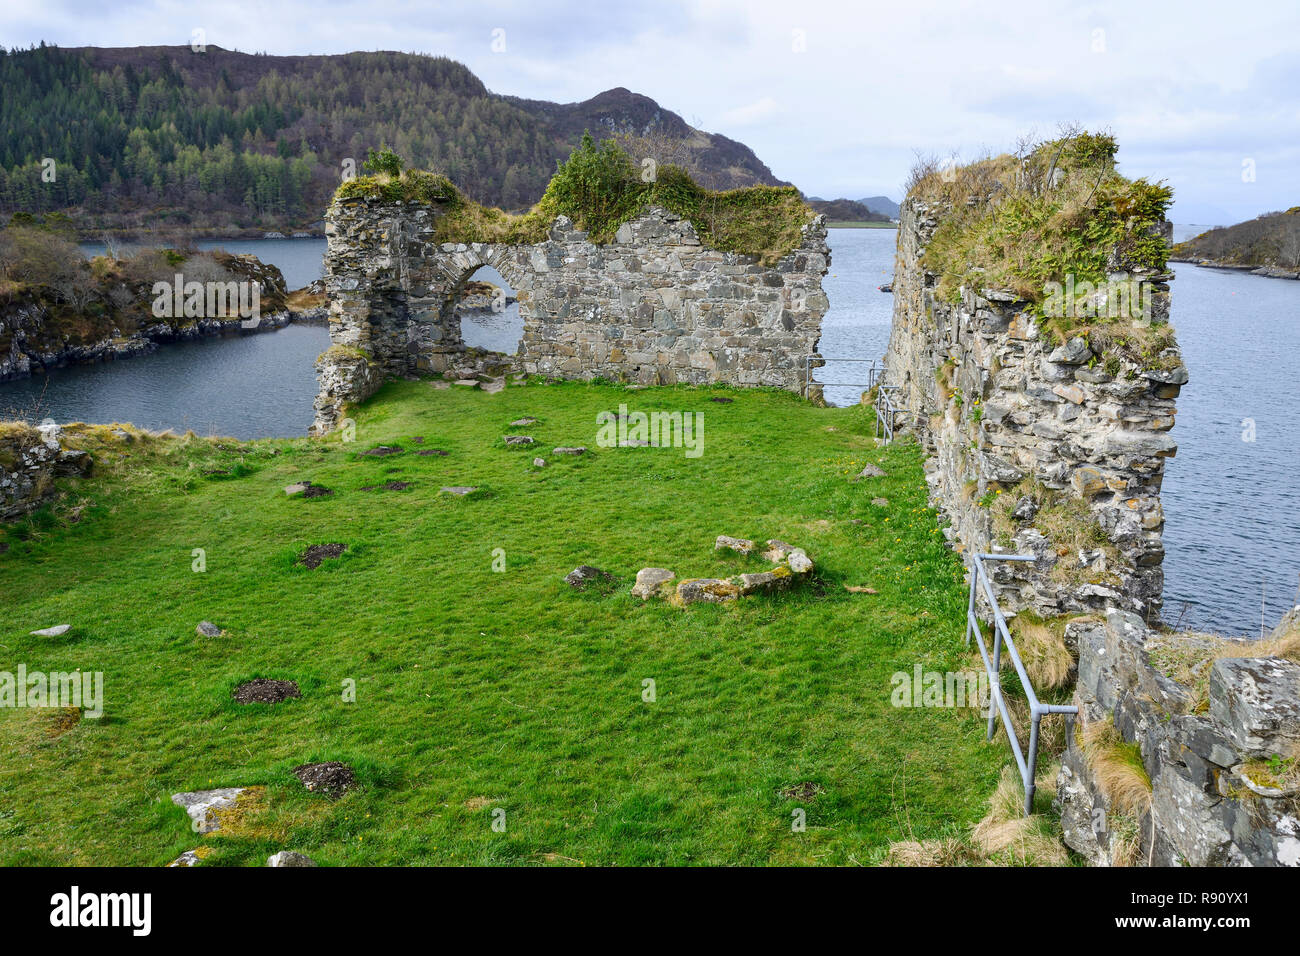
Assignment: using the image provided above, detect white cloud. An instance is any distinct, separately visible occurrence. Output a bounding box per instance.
[719,97,782,127]
[3,0,1298,222]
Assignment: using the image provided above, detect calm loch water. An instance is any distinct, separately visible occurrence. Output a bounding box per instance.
[0,231,1294,634]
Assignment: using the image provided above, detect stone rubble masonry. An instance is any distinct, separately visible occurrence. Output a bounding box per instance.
[312,195,831,433]
[0,421,90,520]
[1056,610,1300,867]
[882,195,1183,620]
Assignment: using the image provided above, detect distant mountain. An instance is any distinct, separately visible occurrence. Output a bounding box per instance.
[806,198,889,222]
[1172,207,1300,275]
[0,44,788,237]
[857,196,900,218]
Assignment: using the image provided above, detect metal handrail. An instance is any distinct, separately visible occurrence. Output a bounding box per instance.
[801,356,883,400]
[965,552,1078,815]
[875,384,900,442]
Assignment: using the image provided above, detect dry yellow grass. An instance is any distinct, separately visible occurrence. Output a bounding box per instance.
[884,764,1067,867]
[1081,720,1152,817]
[1014,618,1074,690]
[1149,618,1300,714]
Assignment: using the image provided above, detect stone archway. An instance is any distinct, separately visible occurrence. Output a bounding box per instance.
[314,197,830,433]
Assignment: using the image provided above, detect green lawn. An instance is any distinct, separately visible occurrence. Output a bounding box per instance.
[0,379,1009,865]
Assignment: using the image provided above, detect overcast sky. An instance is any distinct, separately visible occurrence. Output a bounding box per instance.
[4,0,1297,223]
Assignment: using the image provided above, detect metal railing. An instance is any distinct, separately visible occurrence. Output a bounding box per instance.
[965,552,1078,816]
[801,356,882,400]
[874,384,900,442]
[800,356,902,442]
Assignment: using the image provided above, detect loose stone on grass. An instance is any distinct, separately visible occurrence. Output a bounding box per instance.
[267,851,317,867]
[871,497,890,507]
[631,568,675,599]
[297,543,347,568]
[504,435,535,446]
[360,480,412,491]
[510,417,539,427]
[196,621,222,637]
[715,535,755,554]
[565,565,614,589]
[284,481,312,496]
[414,448,448,456]
[363,445,403,457]
[553,446,587,455]
[171,786,265,834]
[292,762,356,799]
[31,624,71,637]
[533,458,546,467]
[675,578,741,604]
[761,540,797,562]
[233,679,301,705]
[440,486,477,496]
[852,464,886,480]
[786,549,814,574]
[168,848,212,867]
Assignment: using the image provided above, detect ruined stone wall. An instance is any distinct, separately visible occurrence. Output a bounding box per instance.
[1058,610,1300,866]
[0,422,89,520]
[885,196,1300,866]
[883,197,1184,620]
[314,196,830,432]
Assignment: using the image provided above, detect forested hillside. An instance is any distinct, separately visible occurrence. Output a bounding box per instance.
[1171,207,1300,272]
[0,44,786,237]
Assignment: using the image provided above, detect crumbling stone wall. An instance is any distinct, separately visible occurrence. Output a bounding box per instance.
[883,197,1184,619]
[0,422,89,520]
[313,195,830,432]
[885,196,1300,866]
[1058,610,1300,866]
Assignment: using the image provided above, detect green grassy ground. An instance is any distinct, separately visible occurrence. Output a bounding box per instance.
[0,379,1009,866]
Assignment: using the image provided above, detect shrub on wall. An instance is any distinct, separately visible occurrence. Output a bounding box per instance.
[333,134,815,265]
[909,131,1175,362]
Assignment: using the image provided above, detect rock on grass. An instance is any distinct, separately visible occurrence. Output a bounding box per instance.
[31,624,71,637]
[565,565,614,589]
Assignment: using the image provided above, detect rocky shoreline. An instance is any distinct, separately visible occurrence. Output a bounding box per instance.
[0,294,327,383]
[1170,256,1300,279]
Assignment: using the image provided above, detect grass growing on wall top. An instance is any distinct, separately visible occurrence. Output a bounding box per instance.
[909,131,1175,363]
[0,381,1018,866]
[334,134,815,265]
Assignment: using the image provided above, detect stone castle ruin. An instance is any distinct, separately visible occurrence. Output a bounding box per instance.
[885,147,1300,866]
[311,143,1299,866]
[312,194,831,433]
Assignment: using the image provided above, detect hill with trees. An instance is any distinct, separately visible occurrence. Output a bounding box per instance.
[0,44,788,238]
[1171,207,1300,276]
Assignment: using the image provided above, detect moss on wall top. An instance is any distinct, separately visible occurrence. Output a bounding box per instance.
[333,134,815,265]
[908,132,1176,365]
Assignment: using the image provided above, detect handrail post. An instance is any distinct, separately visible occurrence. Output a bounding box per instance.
[964,562,977,648]
[1025,711,1042,815]
[967,552,1078,815]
